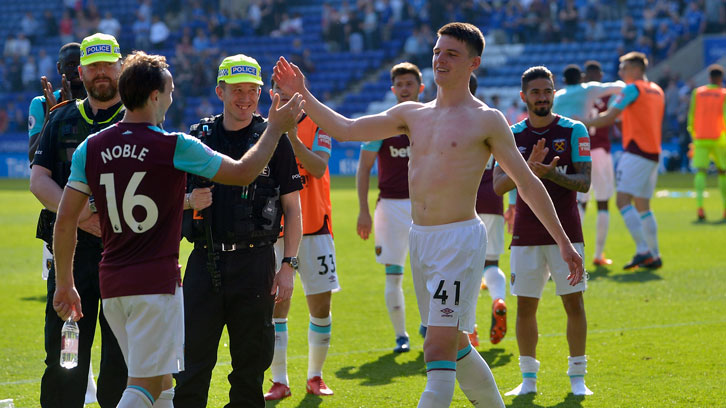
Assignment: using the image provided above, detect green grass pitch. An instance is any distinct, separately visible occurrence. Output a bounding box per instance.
[1,173,725,407]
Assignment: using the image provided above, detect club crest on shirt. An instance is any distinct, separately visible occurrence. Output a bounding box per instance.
[552,138,567,153]
[375,246,382,256]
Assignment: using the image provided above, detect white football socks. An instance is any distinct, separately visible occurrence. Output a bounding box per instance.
[594,210,609,259]
[384,271,407,338]
[308,314,331,379]
[271,318,289,385]
[118,386,154,408]
[483,265,506,301]
[639,211,660,257]
[153,388,174,408]
[456,345,504,407]
[505,356,539,396]
[620,206,649,254]
[418,362,456,408]
[568,355,593,395]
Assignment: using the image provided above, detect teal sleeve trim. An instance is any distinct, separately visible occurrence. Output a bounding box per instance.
[361,140,383,152]
[385,265,404,275]
[68,139,89,185]
[612,84,639,110]
[570,122,592,163]
[311,128,332,154]
[173,132,223,179]
[309,321,332,334]
[274,322,288,332]
[509,189,517,205]
[456,344,472,360]
[426,360,457,371]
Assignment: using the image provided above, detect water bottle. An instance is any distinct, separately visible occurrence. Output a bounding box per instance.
[60,316,79,369]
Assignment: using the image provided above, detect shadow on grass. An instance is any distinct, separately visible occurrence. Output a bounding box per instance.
[610,268,662,283]
[585,265,662,284]
[507,392,585,407]
[335,350,425,386]
[21,294,47,303]
[479,347,513,369]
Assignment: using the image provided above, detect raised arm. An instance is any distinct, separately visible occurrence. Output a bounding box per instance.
[273,57,408,142]
[584,105,622,128]
[213,93,304,186]
[356,148,377,240]
[288,126,329,179]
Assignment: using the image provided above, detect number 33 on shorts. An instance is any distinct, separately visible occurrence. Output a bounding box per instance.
[433,280,460,305]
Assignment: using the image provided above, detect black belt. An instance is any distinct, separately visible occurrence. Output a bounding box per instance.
[194,240,273,252]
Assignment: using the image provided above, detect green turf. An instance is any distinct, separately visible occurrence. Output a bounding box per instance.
[1,173,725,407]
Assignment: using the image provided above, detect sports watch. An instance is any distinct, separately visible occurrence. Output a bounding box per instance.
[281,256,299,270]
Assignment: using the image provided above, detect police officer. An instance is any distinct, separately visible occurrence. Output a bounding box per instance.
[173,54,303,408]
[29,33,127,408]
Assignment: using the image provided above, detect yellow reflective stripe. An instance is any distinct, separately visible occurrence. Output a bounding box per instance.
[75,99,124,125]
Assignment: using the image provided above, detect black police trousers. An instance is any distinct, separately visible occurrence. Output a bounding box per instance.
[174,244,276,408]
[40,245,127,408]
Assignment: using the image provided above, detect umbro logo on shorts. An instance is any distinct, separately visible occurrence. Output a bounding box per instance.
[328,276,336,283]
[511,273,516,286]
[440,308,454,318]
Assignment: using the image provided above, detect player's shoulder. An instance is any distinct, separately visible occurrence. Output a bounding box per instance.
[48,99,74,113]
[510,118,528,134]
[556,115,586,130]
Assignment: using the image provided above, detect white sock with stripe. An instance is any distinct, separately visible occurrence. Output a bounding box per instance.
[152,388,174,407]
[483,265,506,301]
[505,356,539,396]
[568,355,593,395]
[639,211,660,257]
[385,266,407,337]
[271,318,289,385]
[620,206,649,254]
[118,386,154,408]
[595,210,609,259]
[308,314,331,379]
[456,344,504,407]
[418,361,456,408]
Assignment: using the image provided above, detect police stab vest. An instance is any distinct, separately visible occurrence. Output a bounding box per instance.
[182,114,283,247]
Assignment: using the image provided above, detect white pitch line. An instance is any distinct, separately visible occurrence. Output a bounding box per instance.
[2,319,724,387]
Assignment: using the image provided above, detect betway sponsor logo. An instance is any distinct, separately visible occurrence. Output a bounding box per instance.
[389,145,411,158]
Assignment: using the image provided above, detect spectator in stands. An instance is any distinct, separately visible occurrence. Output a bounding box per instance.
[192,28,210,53]
[37,49,55,81]
[21,12,40,43]
[621,15,638,49]
[7,56,23,92]
[0,107,8,133]
[362,3,380,49]
[348,19,365,53]
[323,8,345,53]
[584,18,606,42]
[683,2,706,39]
[0,59,7,92]
[137,0,152,22]
[248,0,263,34]
[4,34,31,58]
[41,10,58,39]
[664,78,680,136]
[132,12,152,50]
[559,0,580,42]
[176,32,195,59]
[704,0,726,34]
[59,10,74,44]
[150,15,171,49]
[6,101,24,131]
[194,97,214,118]
[654,21,674,62]
[635,35,653,60]
[98,11,121,39]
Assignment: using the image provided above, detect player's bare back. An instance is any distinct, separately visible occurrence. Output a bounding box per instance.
[400,99,501,226]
